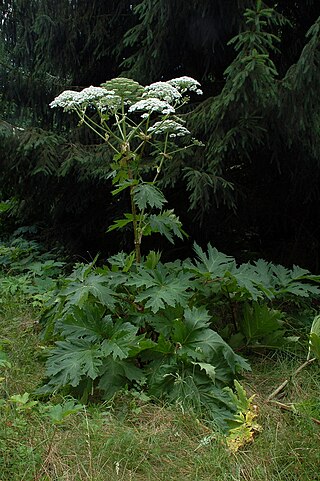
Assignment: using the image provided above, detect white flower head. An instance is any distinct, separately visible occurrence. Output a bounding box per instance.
[147,120,191,137]
[77,86,111,103]
[143,81,181,104]
[97,94,122,112]
[168,76,203,95]
[128,98,175,118]
[50,86,117,112]
[49,90,82,110]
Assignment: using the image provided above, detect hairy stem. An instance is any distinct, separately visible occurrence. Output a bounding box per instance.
[130,182,141,264]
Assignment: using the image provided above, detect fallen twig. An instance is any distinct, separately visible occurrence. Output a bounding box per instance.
[269,400,320,426]
[267,357,317,401]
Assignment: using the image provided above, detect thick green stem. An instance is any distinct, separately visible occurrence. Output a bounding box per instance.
[129,182,141,264]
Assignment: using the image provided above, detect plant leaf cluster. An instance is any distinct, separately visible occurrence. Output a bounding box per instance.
[39,243,320,428]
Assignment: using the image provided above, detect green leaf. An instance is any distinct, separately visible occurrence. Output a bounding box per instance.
[146,306,184,337]
[101,319,139,360]
[192,362,216,382]
[232,264,268,300]
[144,250,162,269]
[108,251,135,273]
[280,283,320,297]
[147,210,186,243]
[107,213,139,232]
[111,179,138,196]
[133,183,167,210]
[173,307,251,378]
[62,272,117,310]
[173,307,225,360]
[224,380,251,413]
[128,264,193,313]
[272,264,320,298]
[45,400,83,425]
[57,304,111,342]
[189,243,235,278]
[239,302,283,343]
[147,359,240,431]
[45,340,103,388]
[98,357,145,399]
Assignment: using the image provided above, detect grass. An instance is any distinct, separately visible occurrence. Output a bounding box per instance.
[1,292,320,481]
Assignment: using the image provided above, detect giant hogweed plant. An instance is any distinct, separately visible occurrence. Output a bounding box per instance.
[45,76,253,428]
[43,76,320,430]
[50,76,203,263]
[39,245,320,430]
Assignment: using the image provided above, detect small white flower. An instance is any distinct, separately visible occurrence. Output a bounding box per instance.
[168,76,203,95]
[79,86,110,101]
[143,81,181,104]
[97,94,122,112]
[147,120,190,137]
[50,86,117,111]
[49,90,82,110]
[128,98,175,118]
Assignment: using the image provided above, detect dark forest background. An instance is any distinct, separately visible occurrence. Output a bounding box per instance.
[1,0,320,269]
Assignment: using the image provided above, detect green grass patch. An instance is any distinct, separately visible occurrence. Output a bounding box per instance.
[0,293,320,481]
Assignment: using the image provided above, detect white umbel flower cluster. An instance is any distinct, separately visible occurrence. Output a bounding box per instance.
[50,77,203,117]
[49,86,116,111]
[76,86,112,103]
[143,81,181,104]
[49,90,82,110]
[97,95,122,112]
[168,76,203,95]
[147,120,191,138]
[128,98,175,118]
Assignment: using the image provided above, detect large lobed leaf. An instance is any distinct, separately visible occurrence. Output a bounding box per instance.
[127,264,194,313]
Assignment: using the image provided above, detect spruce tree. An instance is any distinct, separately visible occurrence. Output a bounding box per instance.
[1,0,320,267]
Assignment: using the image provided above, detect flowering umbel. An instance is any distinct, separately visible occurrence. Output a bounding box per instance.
[50,76,202,117]
[50,76,203,263]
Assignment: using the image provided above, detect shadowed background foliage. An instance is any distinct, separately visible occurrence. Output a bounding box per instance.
[1,0,320,268]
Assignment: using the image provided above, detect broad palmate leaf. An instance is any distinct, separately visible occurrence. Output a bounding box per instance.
[101,318,140,360]
[62,272,117,310]
[147,210,185,243]
[127,264,193,313]
[56,304,111,342]
[45,340,103,388]
[133,183,167,210]
[187,242,235,278]
[271,264,320,297]
[173,307,250,375]
[98,357,145,399]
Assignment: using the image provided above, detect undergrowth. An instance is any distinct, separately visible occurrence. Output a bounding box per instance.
[1,291,320,481]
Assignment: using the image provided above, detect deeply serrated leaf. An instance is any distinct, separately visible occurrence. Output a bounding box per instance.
[147,210,185,243]
[111,179,138,196]
[173,307,250,375]
[193,362,216,382]
[57,304,111,342]
[190,242,235,278]
[133,183,167,210]
[98,357,145,399]
[131,265,193,313]
[146,306,184,337]
[101,319,139,360]
[107,213,136,232]
[232,264,266,300]
[62,272,117,310]
[46,340,102,388]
